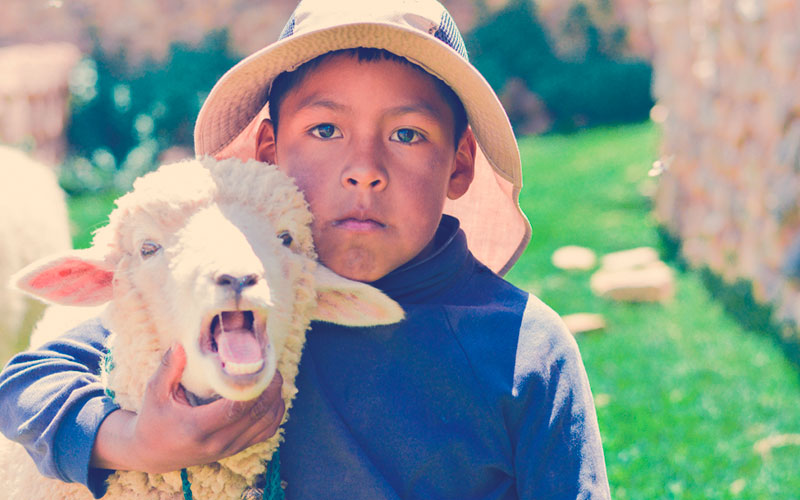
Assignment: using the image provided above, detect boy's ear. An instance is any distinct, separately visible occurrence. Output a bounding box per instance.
[447,126,476,200]
[255,118,277,164]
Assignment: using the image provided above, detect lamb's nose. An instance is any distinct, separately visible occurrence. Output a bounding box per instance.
[216,273,259,294]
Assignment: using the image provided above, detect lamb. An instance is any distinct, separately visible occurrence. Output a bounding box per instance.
[0,156,404,499]
[0,146,72,365]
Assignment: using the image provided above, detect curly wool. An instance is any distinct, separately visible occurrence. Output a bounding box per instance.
[1,158,315,499]
[102,158,318,499]
[0,146,71,363]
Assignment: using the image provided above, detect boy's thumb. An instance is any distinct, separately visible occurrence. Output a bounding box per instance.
[152,342,187,394]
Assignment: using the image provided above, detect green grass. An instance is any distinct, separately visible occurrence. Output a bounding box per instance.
[65,122,800,498]
[67,190,121,249]
[506,122,800,499]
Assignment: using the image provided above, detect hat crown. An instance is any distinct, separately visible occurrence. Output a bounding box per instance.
[280,0,468,60]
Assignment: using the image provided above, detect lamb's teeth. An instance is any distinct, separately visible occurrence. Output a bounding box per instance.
[222,359,265,375]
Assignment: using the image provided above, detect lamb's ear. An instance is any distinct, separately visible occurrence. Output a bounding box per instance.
[12,251,114,306]
[312,265,404,326]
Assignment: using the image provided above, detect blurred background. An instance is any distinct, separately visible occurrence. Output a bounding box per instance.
[1,0,799,498]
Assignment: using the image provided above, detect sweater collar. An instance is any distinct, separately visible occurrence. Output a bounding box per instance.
[367,215,471,304]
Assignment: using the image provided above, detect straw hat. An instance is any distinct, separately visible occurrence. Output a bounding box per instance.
[194,0,531,275]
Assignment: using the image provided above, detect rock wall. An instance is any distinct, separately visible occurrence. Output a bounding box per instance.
[0,0,478,65]
[0,1,646,64]
[0,44,80,165]
[0,0,646,164]
[644,0,800,327]
[0,0,296,65]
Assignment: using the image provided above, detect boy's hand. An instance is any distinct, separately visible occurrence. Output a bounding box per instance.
[91,343,285,473]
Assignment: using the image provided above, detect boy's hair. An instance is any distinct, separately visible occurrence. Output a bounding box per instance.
[268,48,468,148]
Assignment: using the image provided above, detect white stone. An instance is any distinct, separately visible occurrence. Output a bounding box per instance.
[562,313,606,334]
[590,261,675,302]
[600,247,661,272]
[551,245,597,271]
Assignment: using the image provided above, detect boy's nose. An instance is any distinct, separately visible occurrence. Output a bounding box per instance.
[341,160,387,191]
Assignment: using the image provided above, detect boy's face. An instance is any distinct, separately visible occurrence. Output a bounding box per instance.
[256,54,475,282]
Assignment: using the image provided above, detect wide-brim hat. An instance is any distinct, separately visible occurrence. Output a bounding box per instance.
[194,0,531,275]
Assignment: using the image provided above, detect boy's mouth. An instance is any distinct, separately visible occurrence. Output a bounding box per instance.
[333,217,386,231]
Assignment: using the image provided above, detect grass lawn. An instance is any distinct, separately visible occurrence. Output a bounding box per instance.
[67,189,122,249]
[506,121,800,499]
[65,121,800,498]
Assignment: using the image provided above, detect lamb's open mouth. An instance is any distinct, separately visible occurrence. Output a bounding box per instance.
[202,310,267,377]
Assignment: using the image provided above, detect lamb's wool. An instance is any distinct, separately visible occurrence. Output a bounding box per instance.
[0,157,403,499]
[101,158,319,498]
[0,146,71,364]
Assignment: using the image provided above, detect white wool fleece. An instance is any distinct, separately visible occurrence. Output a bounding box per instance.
[0,157,404,499]
[0,146,71,364]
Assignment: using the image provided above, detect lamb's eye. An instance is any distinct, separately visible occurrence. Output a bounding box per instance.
[140,241,161,258]
[278,231,293,247]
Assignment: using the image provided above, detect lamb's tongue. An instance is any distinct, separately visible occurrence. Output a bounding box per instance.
[216,312,262,368]
[217,328,263,366]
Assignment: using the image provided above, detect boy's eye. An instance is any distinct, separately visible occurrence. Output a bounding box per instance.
[391,128,424,144]
[310,124,342,139]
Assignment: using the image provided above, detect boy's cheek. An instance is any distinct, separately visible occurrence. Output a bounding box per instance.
[276,148,337,193]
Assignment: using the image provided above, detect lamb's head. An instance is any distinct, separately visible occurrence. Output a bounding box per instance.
[14,157,404,403]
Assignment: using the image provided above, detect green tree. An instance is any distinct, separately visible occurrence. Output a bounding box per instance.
[465,0,653,132]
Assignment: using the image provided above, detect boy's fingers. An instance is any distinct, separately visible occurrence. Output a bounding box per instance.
[254,371,283,418]
[147,343,186,400]
[195,372,284,440]
[221,372,284,423]
[221,394,285,455]
[225,400,284,455]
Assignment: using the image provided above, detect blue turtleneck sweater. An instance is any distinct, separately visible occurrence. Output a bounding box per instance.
[0,216,609,499]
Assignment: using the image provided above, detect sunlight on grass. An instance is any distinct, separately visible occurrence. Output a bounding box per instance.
[507,121,800,499]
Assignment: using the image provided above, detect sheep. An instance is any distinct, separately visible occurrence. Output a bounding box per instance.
[0,145,72,365]
[0,156,405,499]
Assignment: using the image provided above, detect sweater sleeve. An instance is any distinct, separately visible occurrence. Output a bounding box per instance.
[0,317,119,498]
[510,295,611,500]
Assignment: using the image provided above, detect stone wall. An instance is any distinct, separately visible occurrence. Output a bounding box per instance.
[0,1,645,64]
[0,43,80,165]
[0,0,295,65]
[0,0,645,165]
[0,0,477,65]
[643,0,800,327]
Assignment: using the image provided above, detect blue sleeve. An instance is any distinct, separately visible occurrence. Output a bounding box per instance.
[0,317,119,498]
[511,296,611,499]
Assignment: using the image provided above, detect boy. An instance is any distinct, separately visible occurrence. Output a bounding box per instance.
[0,0,610,498]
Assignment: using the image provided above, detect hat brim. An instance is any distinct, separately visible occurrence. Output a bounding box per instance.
[194,22,531,275]
[195,22,520,183]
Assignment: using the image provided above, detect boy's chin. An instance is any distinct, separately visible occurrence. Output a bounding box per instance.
[319,237,439,283]
[320,249,402,283]
[323,259,392,283]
